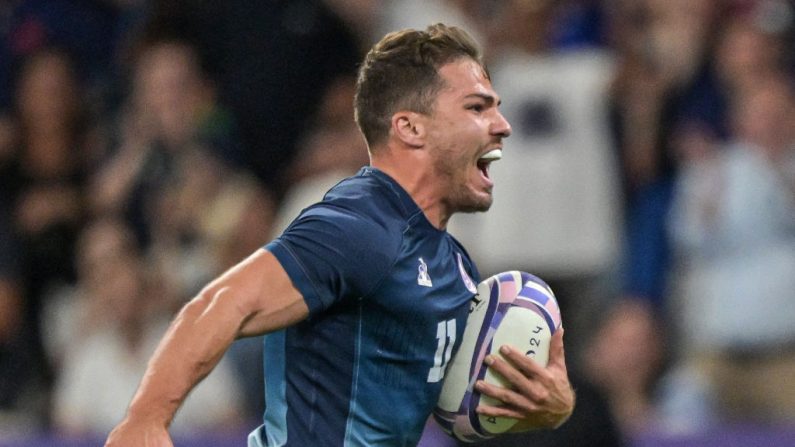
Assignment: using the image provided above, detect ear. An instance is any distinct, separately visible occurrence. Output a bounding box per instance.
[391,111,426,148]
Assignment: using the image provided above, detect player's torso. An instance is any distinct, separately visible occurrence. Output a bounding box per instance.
[274,219,477,447]
[348,214,479,444]
[252,168,481,447]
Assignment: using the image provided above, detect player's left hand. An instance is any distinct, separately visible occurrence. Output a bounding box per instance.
[474,328,575,431]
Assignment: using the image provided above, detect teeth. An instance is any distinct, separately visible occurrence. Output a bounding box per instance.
[479,149,502,162]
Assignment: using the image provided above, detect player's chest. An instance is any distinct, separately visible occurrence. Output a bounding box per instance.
[373,232,478,319]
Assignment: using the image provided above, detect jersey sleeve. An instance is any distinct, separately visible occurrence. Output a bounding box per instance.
[266,203,402,316]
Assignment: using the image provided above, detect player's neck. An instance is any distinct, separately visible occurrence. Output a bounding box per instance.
[370,148,450,230]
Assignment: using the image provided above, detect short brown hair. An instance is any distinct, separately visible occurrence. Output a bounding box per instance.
[354,23,485,148]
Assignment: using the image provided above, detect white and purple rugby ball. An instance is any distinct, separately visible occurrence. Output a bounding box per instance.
[433,271,562,443]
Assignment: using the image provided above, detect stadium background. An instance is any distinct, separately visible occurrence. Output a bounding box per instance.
[1,0,795,446]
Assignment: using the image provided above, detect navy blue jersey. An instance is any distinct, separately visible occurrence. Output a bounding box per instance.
[248,167,480,447]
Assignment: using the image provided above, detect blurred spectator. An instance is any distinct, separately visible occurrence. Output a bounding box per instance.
[0,47,92,295]
[609,0,727,197]
[584,298,666,434]
[0,49,97,415]
[583,0,728,436]
[587,0,795,437]
[661,72,795,431]
[41,216,142,369]
[90,37,247,249]
[142,0,362,195]
[607,0,727,306]
[50,217,245,436]
[94,33,279,306]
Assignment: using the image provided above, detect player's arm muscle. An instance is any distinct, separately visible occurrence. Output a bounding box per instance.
[116,249,306,433]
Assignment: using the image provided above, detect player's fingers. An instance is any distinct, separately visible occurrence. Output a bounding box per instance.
[480,356,551,403]
[492,345,550,381]
[474,380,538,414]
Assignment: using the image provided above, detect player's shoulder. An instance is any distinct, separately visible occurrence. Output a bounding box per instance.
[282,168,416,257]
[311,166,419,228]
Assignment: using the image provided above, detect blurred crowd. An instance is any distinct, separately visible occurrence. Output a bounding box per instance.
[1,0,794,444]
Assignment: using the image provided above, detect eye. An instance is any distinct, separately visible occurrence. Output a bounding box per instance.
[467,104,484,113]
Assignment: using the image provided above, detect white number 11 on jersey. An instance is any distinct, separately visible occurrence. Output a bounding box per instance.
[427,319,456,383]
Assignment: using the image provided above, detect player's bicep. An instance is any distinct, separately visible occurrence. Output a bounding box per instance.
[201,248,309,337]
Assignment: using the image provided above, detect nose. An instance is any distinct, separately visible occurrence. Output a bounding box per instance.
[492,110,512,138]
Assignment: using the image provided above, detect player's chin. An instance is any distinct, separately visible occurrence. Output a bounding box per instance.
[457,191,493,213]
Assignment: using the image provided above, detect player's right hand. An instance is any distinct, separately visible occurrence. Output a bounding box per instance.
[104,417,173,447]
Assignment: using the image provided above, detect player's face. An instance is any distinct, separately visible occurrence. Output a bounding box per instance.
[424,58,511,213]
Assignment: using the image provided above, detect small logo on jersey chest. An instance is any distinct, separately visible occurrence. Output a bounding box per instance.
[417,257,433,287]
[457,253,477,294]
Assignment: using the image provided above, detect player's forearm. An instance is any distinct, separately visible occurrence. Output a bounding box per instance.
[124,287,247,427]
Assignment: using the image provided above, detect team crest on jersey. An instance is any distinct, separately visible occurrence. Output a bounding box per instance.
[417,257,433,287]
[457,253,477,294]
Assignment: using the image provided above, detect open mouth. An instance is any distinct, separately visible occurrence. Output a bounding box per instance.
[477,148,502,179]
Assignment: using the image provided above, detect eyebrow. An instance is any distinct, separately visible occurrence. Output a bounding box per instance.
[464,92,501,106]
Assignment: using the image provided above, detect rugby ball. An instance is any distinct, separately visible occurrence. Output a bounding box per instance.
[433,271,562,443]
